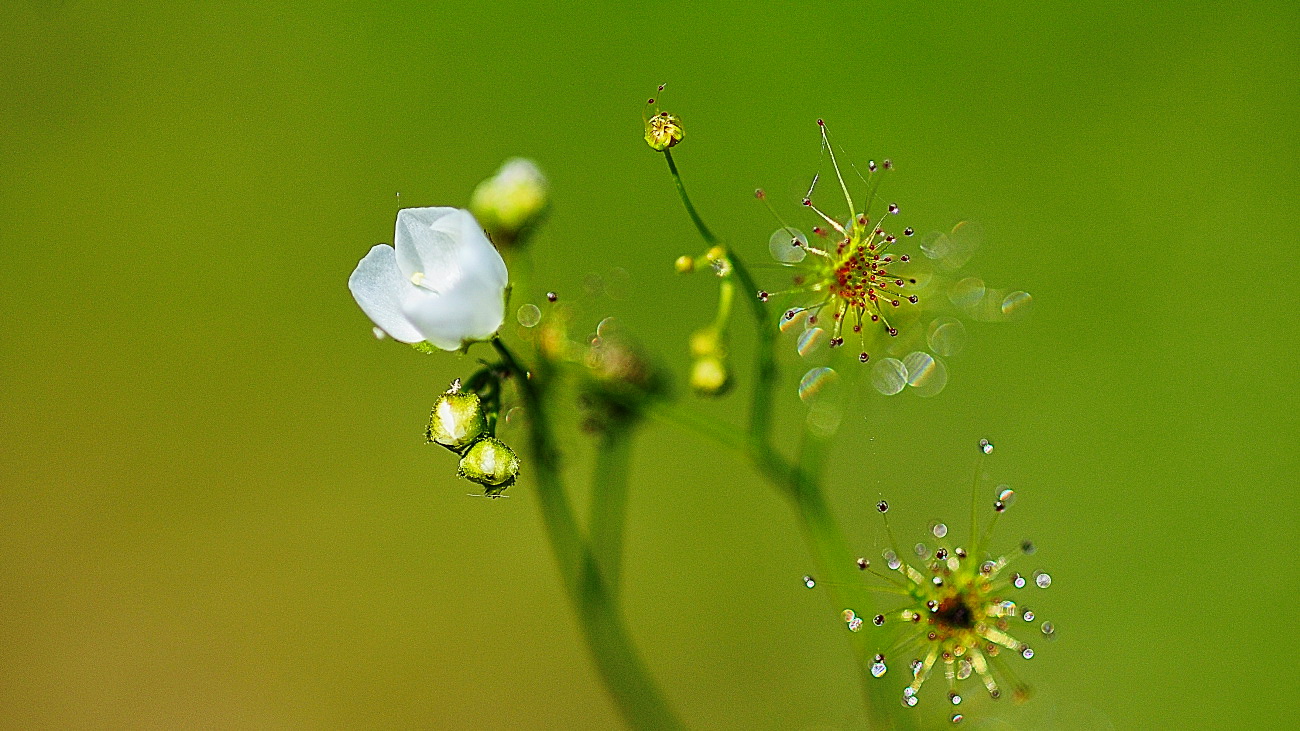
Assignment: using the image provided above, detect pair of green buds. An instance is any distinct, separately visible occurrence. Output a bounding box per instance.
[426,380,520,497]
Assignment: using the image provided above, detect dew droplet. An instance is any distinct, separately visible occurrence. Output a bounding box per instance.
[948,277,987,310]
[1021,647,1034,659]
[902,351,948,397]
[803,575,816,588]
[956,659,972,680]
[951,713,964,724]
[949,692,962,706]
[848,616,864,632]
[930,521,949,539]
[1012,573,1027,589]
[1001,290,1033,316]
[798,366,838,403]
[979,438,994,454]
[871,660,888,677]
[997,487,1016,506]
[911,659,924,675]
[1022,610,1035,622]
[919,231,952,260]
[516,303,542,327]
[596,316,618,338]
[797,327,827,357]
[926,318,966,357]
[915,542,930,559]
[884,550,902,571]
[769,228,809,263]
[871,357,908,395]
[842,609,857,622]
[902,695,918,708]
[1041,621,1055,637]
[1035,571,1052,588]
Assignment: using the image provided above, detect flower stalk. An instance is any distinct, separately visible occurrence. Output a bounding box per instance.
[490,338,682,730]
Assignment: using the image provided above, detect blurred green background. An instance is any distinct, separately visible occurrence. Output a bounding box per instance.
[2,1,1294,728]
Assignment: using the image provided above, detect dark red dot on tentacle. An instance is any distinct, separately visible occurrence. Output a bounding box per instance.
[546,291,558,302]
[888,327,898,336]
[904,227,914,236]
[758,291,769,302]
[908,295,919,303]
[859,352,870,363]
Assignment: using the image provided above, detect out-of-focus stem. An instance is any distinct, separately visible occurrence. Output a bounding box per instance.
[589,426,634,594]
[491,338,681,730]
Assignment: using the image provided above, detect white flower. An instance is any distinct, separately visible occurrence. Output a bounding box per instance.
[349,207,509,350]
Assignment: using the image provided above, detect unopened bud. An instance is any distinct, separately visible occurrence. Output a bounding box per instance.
[458,437,520,491]
[470,158,548,243]
[689,327,724,358]
[426,384,487,451]
[644,111,684,151]
[674,255,696,274]
[690,356,731,396]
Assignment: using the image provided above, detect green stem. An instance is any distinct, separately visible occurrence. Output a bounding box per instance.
[660,151,777,454]
[659,149,905,727]
[589,426,634,594]
[663,149,717,244]
[491,339,682,730]
[789,436,911,731]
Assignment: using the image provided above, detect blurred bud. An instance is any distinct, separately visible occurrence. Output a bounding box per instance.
[458,437,520,491]
[674,255,696,274]
[470,158,549,245]
[426,380,487,451]
[644,111,684,151]
[689,326,724,358]
[690,355,731,396]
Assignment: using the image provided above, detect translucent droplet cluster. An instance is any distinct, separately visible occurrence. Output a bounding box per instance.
[840,440,1054,714]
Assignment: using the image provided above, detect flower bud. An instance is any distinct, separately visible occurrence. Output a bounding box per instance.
[426,385,488,451]
[469,158,549,244]
[458,437,520,492]
[689,326,724,359]
[690,355,731,396]
[644,111,684,151]
[674,255,696,274]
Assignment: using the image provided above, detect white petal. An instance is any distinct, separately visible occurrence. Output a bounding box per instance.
[438,208,509,290]
[394,207,461,284]
[348,244,424,343]
[401,278,506,351]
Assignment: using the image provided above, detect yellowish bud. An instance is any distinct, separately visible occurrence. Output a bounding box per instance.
[689,327,724,358]
[458,437,520,493]
[469,158,549,243]
[690,356,731,396]
[426,387,487,451]
[674,255,696,274]
[644,111,684,151]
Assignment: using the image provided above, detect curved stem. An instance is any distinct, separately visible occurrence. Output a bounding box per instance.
[589,426,634,594]
[663,149,717,244]
[491,339,682,730]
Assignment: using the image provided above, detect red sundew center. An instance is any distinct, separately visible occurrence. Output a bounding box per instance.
[934,595,977,630]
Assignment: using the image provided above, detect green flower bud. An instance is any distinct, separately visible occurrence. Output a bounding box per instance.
[644,111,684,151]
[690,355,731,396]
[470,158,548,244]
[426,383,487,451]
[458,437,520,493]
